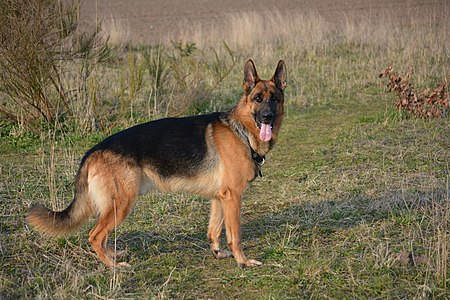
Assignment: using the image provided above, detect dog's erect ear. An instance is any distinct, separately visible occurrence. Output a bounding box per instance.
[243,59,260,94]
[271,60,287,91]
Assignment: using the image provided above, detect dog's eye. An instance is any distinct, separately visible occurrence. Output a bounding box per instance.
[254,95,262,103]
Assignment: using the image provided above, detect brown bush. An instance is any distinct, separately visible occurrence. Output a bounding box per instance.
[380,65,449,119]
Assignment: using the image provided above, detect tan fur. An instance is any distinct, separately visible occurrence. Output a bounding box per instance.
[208,121,258,266]
[27,59,286,268]
[27,163,93,237]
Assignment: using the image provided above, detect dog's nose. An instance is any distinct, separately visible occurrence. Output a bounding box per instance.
[262,111,274,122]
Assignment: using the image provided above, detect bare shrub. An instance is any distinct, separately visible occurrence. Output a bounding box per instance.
[380,65,449,119]
[0,0,108,127]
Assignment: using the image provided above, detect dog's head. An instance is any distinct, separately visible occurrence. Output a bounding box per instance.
[242,59,287,142]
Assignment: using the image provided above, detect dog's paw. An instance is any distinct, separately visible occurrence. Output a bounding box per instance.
[238,259,262,268]
[211,249,233,259]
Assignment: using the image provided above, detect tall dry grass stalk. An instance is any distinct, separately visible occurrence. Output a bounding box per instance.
[434,172,449,288]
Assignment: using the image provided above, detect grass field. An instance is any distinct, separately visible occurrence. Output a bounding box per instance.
[1,7,449,299]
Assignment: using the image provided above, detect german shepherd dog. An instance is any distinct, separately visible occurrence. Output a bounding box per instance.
[28,59,287,268]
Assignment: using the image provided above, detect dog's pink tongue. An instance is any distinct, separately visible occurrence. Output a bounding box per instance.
[259,124,272,142]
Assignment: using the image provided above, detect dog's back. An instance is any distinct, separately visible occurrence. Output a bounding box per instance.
[86,112,224,178]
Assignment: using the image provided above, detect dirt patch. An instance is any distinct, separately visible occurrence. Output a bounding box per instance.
[80,0,448,45]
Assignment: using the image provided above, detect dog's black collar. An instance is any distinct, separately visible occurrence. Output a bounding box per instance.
[251,148,265,177]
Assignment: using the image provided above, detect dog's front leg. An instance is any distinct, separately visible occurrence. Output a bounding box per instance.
[207,197,232,259]
[219,188,262,267]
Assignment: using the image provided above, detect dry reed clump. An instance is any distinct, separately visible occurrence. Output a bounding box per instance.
[380,65,449,119]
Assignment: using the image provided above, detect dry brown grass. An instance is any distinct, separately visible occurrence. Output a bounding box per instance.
[169,8,449,56]
[100,16,132,49]
[171,10,330,50]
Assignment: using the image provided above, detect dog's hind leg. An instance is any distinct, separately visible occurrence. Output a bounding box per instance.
[89,200,134,267]
[89,216,115,266]
[87,157,139,267]
[207,197,232,259]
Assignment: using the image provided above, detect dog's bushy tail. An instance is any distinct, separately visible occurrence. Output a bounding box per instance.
[27,163,93,237]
